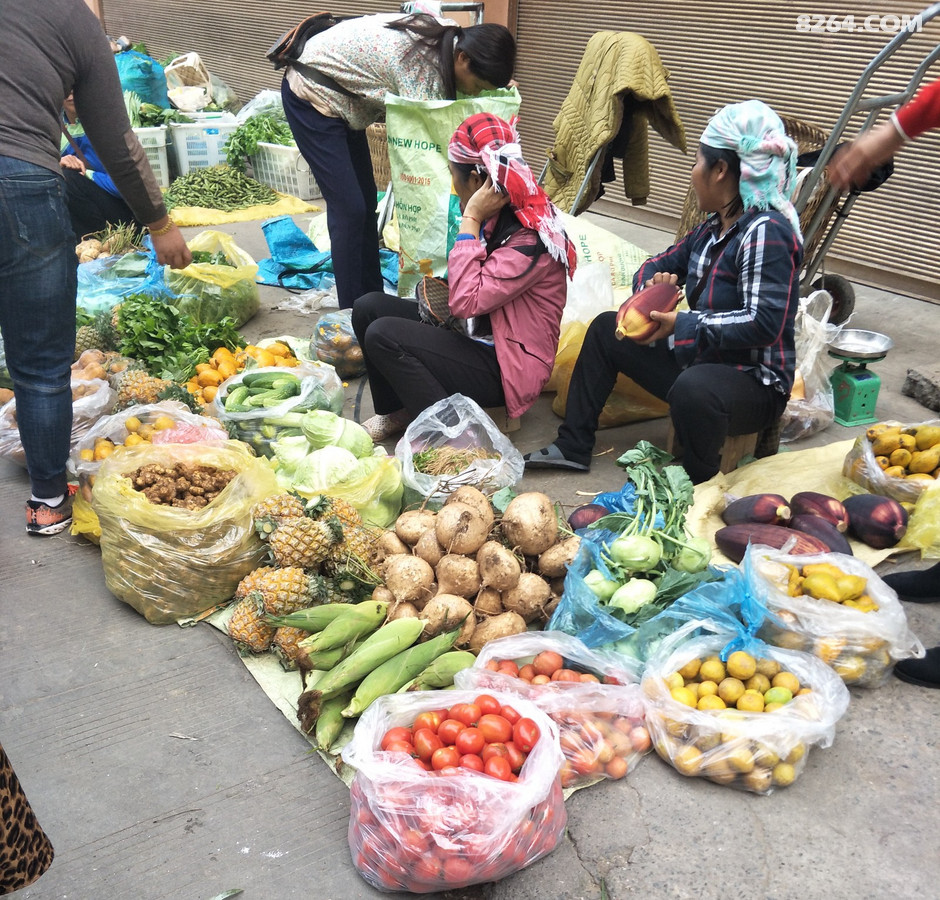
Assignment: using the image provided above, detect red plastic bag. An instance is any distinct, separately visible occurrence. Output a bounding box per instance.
[341,689,566,893]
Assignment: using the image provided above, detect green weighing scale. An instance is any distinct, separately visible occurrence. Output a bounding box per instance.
[827,329,894,427]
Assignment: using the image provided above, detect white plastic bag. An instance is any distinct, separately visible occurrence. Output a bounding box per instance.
[747,545,924,687]
[396,393,524,506]
[780,290,843,443]
[341,689,566,893]
[164,53,212,111]
[642,620,850,794]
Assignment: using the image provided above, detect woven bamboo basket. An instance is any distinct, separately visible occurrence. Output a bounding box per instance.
[367,123,391,189]
[674,114,832,260]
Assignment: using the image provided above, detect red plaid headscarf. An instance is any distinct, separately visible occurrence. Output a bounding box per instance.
[448,113,577,274]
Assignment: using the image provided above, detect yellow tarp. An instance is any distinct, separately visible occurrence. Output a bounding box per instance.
[688,439,940,566]
[169,193,320,227]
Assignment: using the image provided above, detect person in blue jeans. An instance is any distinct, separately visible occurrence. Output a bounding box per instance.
[0,2,190,537]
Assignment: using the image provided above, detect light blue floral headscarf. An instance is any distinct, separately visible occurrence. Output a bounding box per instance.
[700,100,801,238]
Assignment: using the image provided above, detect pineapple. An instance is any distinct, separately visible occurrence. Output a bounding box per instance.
[74,325,100,359]
[268,516,341,569]
[115,369,172,409]
[252,493,307,540]
[273,626,310,671]
[227,593,275,653]
[234,565,277,600]
[308,572,363,605]
[243,565,316,616]
[306,494,363,530]
[322,521,380,576]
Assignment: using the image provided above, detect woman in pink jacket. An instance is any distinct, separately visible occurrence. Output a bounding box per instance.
[352,113,576,441]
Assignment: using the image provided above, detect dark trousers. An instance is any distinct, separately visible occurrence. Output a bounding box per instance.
[351,292,504,417]
[281,79,384,309]
[62,167,139,238]
[556,310,786,483]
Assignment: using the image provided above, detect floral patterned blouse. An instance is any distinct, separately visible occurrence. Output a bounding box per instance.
[286,13,448,130]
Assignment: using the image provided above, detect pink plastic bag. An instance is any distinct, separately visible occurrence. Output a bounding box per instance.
[341,689,566,893]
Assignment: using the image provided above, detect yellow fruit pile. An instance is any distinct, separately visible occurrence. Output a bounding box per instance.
[79,413,178,463]
[867,422,940,481]
[185,343,300,405]
[646,650,814,793]
[784,562,878,612]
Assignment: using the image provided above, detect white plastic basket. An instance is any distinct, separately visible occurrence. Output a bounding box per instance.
[168,114,238,175]
[249,142,321,200]
[133,125,170,189]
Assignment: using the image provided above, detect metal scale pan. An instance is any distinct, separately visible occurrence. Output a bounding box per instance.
[827,329,894,363]
[827,330,894,426]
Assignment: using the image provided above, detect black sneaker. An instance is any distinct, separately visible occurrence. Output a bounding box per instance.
[26,484,78,536]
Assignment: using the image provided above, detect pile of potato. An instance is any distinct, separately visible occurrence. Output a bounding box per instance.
[373,488,580,654]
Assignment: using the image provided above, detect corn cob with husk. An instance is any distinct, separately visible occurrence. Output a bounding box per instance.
[313,690,354,749]
[265,602,357,632]
[296,618,424,731]
[301,637,363,672]
[342,625,460,718]
[402,650,478,692]
[301,600,388,653]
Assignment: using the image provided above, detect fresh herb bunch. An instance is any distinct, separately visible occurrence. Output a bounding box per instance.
[115,293,243,382]
[223,114,295,174]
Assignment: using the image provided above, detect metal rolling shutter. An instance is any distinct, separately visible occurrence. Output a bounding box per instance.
[512,1,940,301]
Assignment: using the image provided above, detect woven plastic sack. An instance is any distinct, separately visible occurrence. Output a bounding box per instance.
[746,545,924,687]
[341,689,566,894]
[843,418,940,504]
[93,440,279,624]
[164,231,260,326]
[115,49,170,107]
[642,618,851,794]
[396,393,524,507]
[0,377,115,467]
[209,362,344,457]
[385,89,521,299]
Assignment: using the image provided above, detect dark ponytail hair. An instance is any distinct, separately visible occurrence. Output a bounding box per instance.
[699,142,744,218]
[386,14,515,100]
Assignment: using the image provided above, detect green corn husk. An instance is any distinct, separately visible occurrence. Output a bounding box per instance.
[341,626,460,718]
[313,689,354,750]
[302,601,388,652]
[296,618,424,732]
[265,602,354,632]
[403,650,478,692]
[302,637,362,672]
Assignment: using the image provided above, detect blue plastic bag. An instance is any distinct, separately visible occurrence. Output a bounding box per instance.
[114,50,170,108]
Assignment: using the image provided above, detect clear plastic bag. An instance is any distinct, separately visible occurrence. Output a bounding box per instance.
[0,377,115,467]
[456,632,649,789]
[780,291,842,443]
[642,619,851,794]
[311,310,365,379]
[396,393,524,507]
[92,440,279,624]
[209,362,344,457]
[76,254,147,316]
[842,418,940,503]
[235,89,285,123]
[341,689,566,893]
[164,52,212,111]
[746,545,924,687]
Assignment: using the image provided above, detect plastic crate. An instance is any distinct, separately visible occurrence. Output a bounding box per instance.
[133,125,170,189]
[168,114,238,175]
[249,142,321,200]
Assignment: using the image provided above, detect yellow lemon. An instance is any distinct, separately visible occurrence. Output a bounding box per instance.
[745,673,771,694]
[673,745,703,776]
[742,767,773,793]
[123,433,145,447]
[138,423,155,440]
[697,694,727,711]
[717,677,746,706]
[772,671,801,694]
[699,657,726,683]
[726,651,757,680]
[756,657,782,679]
[79,448,95,462]
[697,680,720,698]
[694,732,722,752]
[753,744,780,768]
[736,690,765,713]
[726,744,756,774]
[664,671,685,691]
[785,742,806,765]
[153,415,175,431]
[670,686,698,708]
[772,762,797,787]
[124,415,142,433]
[678,657,702,680]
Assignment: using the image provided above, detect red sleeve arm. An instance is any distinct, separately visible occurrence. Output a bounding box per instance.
[895,78,940,140]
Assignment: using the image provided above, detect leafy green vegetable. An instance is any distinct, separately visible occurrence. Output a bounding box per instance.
[223,114,295,174]
[115,293,243,382]
[124,90,142,128]
[300,410,374,458]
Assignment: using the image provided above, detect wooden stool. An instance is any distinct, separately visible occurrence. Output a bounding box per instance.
[665,422,760,474]
[485,406,522,434]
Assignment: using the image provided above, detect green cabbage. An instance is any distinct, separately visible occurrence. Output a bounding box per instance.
[300,410,373,458]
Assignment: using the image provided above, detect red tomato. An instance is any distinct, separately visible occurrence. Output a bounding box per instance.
[459,753,484,772]
[531,674,551,685]
[413,710,443,734]
[605,755,629,779]
[484,755,512,780]
[478,714,513,744]
[504,740,527,773]
[400,827,429,857]
[551,668,582,682]
[481,742,509,763]
[512,718,541,753]
[579,672,601,683]
[449,702,481,728]
[497,660,520,677]
[532,649,564,677]
[431,746,461,770]
[455,726,485,756]
[443,856,475,884]
[518,663,536,681]
[384,740,416,756]
[381,726,413,750]
[485,659,501,672]
[439,766,462,777]
[413,728,443,762]
[412,855,442,885]
[436,718,465,747]
[629,726,651,753]
[475,693,502,716]
[412,757,432,771]
[499,704,522,726]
